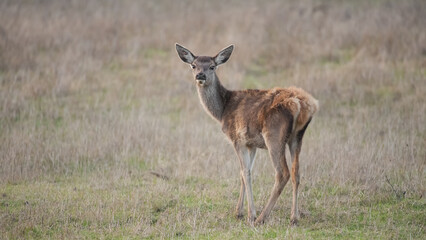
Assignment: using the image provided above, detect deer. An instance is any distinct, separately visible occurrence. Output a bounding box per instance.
[175,43,319,226]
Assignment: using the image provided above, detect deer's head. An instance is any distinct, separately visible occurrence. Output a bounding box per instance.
[176,43,234,87]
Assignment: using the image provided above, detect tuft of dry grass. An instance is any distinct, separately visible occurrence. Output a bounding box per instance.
[0,0,425,239]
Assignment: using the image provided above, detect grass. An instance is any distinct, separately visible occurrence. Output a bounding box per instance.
[1,173,424,239]
[0,0,425,239]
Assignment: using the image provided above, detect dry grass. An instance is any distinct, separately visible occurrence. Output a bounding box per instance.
[0,0,425,239]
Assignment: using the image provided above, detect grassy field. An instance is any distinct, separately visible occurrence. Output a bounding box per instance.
[0,0,425,239]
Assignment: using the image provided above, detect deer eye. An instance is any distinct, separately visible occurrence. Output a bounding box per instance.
[191,65,196,69]
[209,66,215,70]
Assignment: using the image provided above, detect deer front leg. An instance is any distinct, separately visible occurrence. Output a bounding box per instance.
[235,173,245,219]
[235,147,257,220]
[234,145,257,223]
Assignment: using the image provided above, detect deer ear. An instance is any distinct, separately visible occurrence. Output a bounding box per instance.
[176,43,195,64]
[214,45,234,65]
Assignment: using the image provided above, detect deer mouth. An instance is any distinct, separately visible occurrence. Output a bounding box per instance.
[196,79,206,86]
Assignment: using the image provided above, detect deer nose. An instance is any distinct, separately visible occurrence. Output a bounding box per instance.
[196,72,206,80]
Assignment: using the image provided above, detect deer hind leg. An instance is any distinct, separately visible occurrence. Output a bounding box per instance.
[289,119,311,226]
[255,130,290,225]
[234,145,257,223]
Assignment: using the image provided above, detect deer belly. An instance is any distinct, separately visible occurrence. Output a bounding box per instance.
[235,127,266,149]
[247,135,267,149]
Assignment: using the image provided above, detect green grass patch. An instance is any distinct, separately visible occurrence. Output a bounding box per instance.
[1,173,424,239]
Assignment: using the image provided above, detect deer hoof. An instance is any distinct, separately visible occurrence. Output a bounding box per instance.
[290,218,299,226]
[247,216,256,225]
[254,217,265,226]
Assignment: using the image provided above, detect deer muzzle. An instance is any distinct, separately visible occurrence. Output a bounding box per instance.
[196,72,206,80]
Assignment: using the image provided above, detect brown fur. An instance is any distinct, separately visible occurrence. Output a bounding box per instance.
[176,43,319,225]
[222,87,318,148]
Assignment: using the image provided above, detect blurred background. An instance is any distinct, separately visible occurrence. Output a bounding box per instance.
[0,0,425,237]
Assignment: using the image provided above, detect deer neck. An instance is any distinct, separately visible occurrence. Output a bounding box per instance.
[196,74,228,122]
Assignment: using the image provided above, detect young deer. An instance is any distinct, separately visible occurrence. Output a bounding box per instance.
[176,43,318,225]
